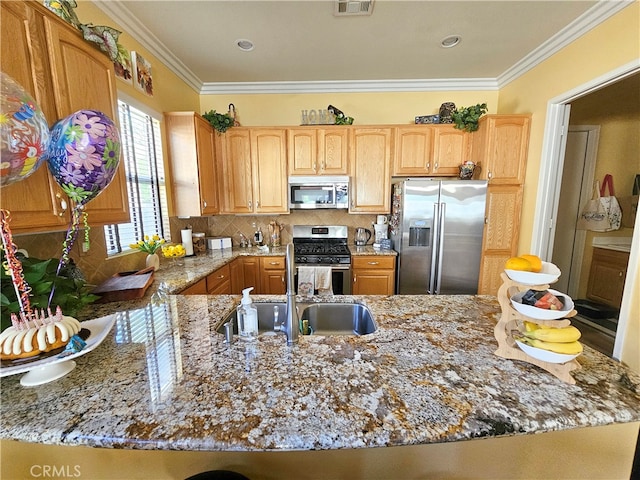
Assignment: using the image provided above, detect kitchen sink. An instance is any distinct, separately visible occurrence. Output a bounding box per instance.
[299,303,377,336]
[216,302,287,334]
[216,302,377,336]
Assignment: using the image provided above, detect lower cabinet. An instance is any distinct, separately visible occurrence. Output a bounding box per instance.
[260,256,286,294]
[230,257,260,294]
[180,279,207,295]
[351,256,396,295]
[586,248,629,308]
[206,264,231,294]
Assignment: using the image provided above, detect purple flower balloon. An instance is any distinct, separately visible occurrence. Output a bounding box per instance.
[0,72,50,188]
[47,109,120,206]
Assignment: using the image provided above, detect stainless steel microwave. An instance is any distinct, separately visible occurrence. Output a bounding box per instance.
[288,176,349,209]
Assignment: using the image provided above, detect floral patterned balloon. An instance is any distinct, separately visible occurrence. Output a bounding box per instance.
[0,72,50,188]
[47,109,120,205]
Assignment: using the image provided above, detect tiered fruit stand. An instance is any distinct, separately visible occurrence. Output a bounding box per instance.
[494,270,581,385]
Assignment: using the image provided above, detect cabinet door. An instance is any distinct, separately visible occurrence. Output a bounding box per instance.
[587,248,629,308]
[350,128,392,213]
[260,256,286,294]
[318,128,348,174]
[207,264,231,294]
[477,185,523,294]
[229,258,244,294]
[44,16,129,225]
[393,127,434,176]
[251,129,288,214]
[288,128,317,175]
[473,115,530,185]
[195,116,219,215]
[220,129,253,213]
[243,257,261,293]
[181,279,207,295]
[432,125,470,176]
[0,2,69,232]
[352,270,395,295]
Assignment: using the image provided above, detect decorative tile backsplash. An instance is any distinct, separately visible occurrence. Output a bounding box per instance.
[16,211,381,285]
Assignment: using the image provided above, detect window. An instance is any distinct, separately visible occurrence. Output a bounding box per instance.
[104,100,170,255]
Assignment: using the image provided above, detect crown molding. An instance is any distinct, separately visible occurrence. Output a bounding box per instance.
[93,0,632,95]
[199,78,499,95]
[497,0,634,88]
[91,0,202,93]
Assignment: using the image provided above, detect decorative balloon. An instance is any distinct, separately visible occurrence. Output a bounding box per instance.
[0,72,50,188]
[46,109,121,308]
[47,109,121,206]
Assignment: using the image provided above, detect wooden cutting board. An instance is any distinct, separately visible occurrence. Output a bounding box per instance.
[93,267,155,303]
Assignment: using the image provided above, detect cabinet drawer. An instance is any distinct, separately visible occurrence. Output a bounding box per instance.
[181,279,207,295]
[260,256,285,270]
[207,264,231,293]
[352,256,395,270]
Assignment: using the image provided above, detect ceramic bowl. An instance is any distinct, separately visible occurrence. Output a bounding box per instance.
[505,261,561,285]
[515,340,580,364]
[510,288,574,320]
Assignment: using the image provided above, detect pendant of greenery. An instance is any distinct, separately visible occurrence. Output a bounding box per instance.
[452,103,488,132]
[202,110,235,133]
[1,253,99,332]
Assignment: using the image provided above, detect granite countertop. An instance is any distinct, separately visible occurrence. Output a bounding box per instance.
[1,293,639,452]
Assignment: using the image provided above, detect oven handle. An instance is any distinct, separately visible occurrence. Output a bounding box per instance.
[295,264,351,271]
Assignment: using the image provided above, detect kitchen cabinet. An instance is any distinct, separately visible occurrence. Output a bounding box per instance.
[230,256,260,294]
[393,125,469,177]
[587,248,629,308]
[351,256,396,295]
[180,279,207,295]
[288,127,349,175]
[0,0,129,232]
[219,128,288,214]
[259,256,286,294]
[206,264,231,294]
[471,115,530,185]
[477,185,523,295]
[165,112,219,216]
[349,128,392,213]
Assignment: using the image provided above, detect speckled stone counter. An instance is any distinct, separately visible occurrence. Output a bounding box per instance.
[1,294,639,452]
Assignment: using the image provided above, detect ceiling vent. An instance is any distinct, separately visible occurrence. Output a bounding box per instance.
[334,0,374,16]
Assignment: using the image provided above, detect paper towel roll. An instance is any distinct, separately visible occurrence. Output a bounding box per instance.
[181,229,194,256]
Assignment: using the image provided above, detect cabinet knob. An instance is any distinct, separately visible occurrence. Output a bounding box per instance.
[55,193,68,217]
[619,271,623,277]
[368,261,379,265]
[353,275,357,283]
[434,162,439,170]
[426,162,430,169]
[248,200,252,209]
[256,200,260,208]
[487,170,493,179]
[270,261,280,266]
[203,201,207,208]
[313,162,317,173]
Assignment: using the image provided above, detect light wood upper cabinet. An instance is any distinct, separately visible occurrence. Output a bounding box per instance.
[477,185,523,295]
[349,128,392,213]
[0,1,129,231]
[472,115,531,185]
[288,127,348,175]
[165,112,219,216]
[432,125,471,176]
[220,128,288,214]
[43,14,129,225]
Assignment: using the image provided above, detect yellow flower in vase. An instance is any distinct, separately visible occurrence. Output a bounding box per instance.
[129,234,165,254]
[161,244,186,266]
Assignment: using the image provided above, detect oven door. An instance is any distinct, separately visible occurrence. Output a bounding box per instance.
[294,265,351,295]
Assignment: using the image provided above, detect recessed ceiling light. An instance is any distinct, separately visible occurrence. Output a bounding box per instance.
[441,35,461,48]
[236,39,254,52]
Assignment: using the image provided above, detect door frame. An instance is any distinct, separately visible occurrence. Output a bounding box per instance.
[531,59,640,362]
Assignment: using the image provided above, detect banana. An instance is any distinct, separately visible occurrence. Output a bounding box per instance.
[523,324,581,343]
[521,337,583,355]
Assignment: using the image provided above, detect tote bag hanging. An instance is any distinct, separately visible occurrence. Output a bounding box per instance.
[576,175,621,232]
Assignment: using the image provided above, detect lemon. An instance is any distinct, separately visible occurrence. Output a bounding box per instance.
[505,256,532,271]
[519,254,542,273]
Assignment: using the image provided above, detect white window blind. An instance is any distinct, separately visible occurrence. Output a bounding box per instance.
[104,101,170,255]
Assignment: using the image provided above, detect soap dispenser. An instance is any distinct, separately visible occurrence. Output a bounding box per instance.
[237,287,258,341]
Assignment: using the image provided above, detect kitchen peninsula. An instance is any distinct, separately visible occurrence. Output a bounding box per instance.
[1,249,639,480]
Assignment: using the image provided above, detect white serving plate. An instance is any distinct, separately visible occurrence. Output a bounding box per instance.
[505,261,561,285]
[1,314,116,386]
[515,340,580,364]
[510,289,574,320]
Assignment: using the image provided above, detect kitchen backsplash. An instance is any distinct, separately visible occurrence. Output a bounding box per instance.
[14,211,381,285]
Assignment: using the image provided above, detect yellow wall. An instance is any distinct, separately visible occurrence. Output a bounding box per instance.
[201,91,498,126]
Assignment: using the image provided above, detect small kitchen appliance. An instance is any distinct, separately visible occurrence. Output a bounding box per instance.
[288,176,349,210]
[355,227,372,246]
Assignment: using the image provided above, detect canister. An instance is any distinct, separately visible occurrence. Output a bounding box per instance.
[192,232,206,253]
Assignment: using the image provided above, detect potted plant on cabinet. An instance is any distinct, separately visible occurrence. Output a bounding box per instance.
[452,103,488,132]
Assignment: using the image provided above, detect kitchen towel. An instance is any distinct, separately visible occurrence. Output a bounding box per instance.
[315,267,333,296]
[297,266,315,297]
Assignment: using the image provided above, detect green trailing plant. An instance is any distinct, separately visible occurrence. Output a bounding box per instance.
[202,110,235,133]
[452,103,488,132]
[1,253,99,331]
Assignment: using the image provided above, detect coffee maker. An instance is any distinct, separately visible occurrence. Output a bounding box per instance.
[373,215,388,246]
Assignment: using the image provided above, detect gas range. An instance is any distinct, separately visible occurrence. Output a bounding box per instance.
[292,225,351,266]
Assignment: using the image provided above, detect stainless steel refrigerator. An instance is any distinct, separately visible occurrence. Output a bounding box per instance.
[390,179,487,295]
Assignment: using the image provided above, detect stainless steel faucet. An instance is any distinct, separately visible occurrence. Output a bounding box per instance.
[285,242,299,345]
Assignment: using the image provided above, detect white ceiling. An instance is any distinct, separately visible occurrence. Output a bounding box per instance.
[94,1,630,94]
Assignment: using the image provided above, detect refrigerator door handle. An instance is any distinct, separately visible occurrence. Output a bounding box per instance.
[435,202,446,294]
[429,202,440,294]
